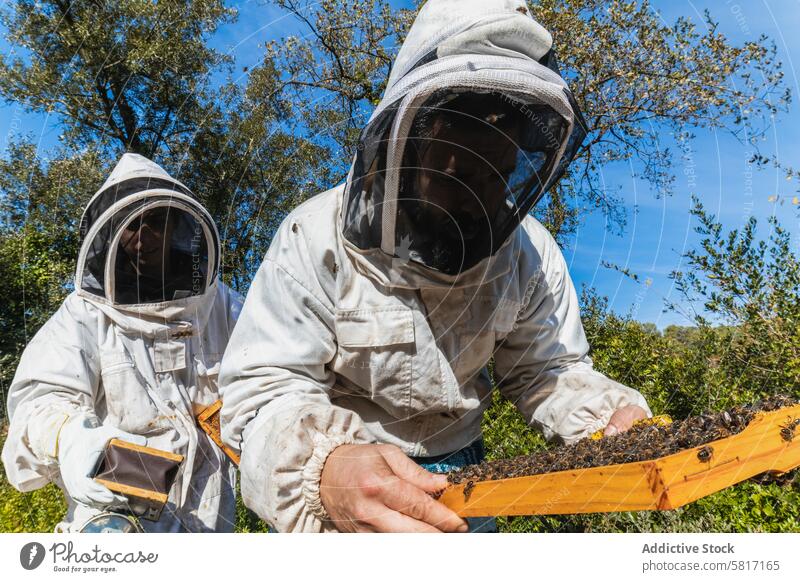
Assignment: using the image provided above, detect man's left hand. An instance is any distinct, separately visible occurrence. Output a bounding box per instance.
[604,405,649,436]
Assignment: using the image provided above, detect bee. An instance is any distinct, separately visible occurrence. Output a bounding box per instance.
[780,417,800,442]
[721,411,733,428]
[697,446,714,463]
[463,480,475,501]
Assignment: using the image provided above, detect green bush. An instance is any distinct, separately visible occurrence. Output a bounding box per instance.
[482,387,800,533]
[235,484,271,533]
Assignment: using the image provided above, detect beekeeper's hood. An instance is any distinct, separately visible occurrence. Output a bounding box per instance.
[76,153,220,321]
[340,0,587,287]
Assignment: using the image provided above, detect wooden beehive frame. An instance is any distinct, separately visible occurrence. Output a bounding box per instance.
[196,399,241,465]
[94,439,184,507]
[439,404,800,517]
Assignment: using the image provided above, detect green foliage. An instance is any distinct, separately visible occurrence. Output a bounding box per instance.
[0,0,791,363]
[265,0,413,154]
[0,478,66,533]
[0,0,235,154]
[262,0,791,239]
[234,481,271,533]
[670,198,800,405]
[235,501,271,533]
[533,0,789,233]
[480,201,800,532]
[0,144,105,415]
[0,0,331,295]
[482,390,549,460]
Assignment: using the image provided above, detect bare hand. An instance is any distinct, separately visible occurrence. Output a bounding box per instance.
[319,443,469,533]
[604,405,649,436]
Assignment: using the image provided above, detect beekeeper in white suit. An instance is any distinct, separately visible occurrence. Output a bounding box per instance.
[220,0,652,533]
[2,153,242,532]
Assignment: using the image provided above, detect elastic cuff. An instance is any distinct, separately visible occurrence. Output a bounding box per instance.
[301,434,359,521]
[53,409,101,460]
[584,392,653,439]
[584,408,616,440]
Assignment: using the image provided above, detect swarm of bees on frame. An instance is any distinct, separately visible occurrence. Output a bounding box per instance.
[446,395,798,486]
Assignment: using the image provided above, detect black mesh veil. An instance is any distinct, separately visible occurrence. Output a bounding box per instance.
[79,177,193,240]
[398,90,564,274]
[80,198,216,305]
[341,101,402,251]
[538,51,589,191]
[341,84,586,275]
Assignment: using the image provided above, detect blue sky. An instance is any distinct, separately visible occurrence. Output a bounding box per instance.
[565,0,800,329]
[2,0,799,329]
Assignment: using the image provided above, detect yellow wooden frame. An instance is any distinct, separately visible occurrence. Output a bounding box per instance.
[105,438,184,462]
[196,400,241,465]
[94,439,184,505]
[94,479,169,505]
[438,404,800,517]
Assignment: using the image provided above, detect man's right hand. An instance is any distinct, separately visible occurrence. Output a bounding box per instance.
[319,443,469,533]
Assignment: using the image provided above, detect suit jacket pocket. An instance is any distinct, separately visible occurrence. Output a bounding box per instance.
[334,307,415,417]
[99,350,171,435]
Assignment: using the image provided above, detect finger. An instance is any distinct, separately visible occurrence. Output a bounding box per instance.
[605,411,630,436]
[379,445,449,493]
[381,477,469,533]
[624,404,649,421]
[353,502,442,533]
[605,405,648,435]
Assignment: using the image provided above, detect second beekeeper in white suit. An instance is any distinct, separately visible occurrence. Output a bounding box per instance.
[219,0,652,533]
[2,153,242,532]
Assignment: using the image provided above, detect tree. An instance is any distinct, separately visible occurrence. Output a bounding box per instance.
[1,0,335,280]
[0,143,103,408]
[0,0,234,155]
[0,0,792,406]
[483,285,800,534]
[1,0,797,533]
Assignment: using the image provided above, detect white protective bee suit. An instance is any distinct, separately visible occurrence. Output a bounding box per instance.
[219,0,651,532]
[1,154,242,532]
